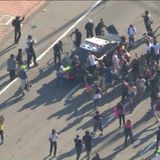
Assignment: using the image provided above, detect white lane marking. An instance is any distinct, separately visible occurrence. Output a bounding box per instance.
[62,83,81,101]
[36,0,102,62]
[0,0,102,96]
[0,78,18,95]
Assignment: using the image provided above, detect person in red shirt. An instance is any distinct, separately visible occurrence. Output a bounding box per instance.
[124,119,134,147]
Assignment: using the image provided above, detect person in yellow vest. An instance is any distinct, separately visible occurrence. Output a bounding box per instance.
[0,115,4,144]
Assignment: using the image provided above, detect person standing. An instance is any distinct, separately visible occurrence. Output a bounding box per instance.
[53,41,63,65]
[85,19,94,38]
[74,135,82,160]
[93,111,103,136]
[83,131,93,160]
[7,54,17,81]
[131,53,140,82]
[49,129,58,157]
[127,24,137,50]
[143,10,153,33]
[116,101,126,127]
[95,18,107,36]
[12,15,25,44]
[124,119,134,147]
[27,35,38,67]
[0,115,4,144]
[70,28,82,48]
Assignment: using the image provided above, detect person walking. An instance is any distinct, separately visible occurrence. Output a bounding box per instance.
[53,41,63,65]
[83,131,93,160]
[7,54,17,81]
[85,19,94,38]
[127,24,137,50]
[19,66,30,96]
[12,15,25,44]
[74,135,82,160]
[124,119,134,147]
[93,85,102,108]
[0,115,4,144]
[93,111,103,136]
[49,129,58,157]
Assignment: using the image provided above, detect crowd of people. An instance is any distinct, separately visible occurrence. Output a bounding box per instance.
[2,8,160,160]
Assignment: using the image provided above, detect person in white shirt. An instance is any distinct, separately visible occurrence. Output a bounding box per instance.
[127,24,137,49]
[87,52,98,74]
[49,129,58,157]
[112,51,120,76]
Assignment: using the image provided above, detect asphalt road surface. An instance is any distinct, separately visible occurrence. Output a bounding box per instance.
[1,1,160,160]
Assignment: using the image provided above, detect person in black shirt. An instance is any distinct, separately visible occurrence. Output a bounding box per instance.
[95,18,107,37]
[70,28,82,48]
[85,19,94,38]
[53,41,63,65]
[74,135,82,160]
[143,10,153,33]
[83,131,93,160]
[132,54,140,82]
[12,15,25,44]
[27,35,38,67]
[93,111,103,136]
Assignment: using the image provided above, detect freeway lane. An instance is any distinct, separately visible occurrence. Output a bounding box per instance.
[1,1,160,160]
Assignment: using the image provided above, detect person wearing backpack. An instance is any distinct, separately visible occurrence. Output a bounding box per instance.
[154,93,160,122]
[12,15,25,44]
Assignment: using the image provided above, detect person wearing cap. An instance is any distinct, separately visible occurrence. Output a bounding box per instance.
[93,111,103,136]
[85,19,94,38]
[74,135,82,160]
[154,93,160,122]
[12,15,25,44]
[83,130,93,160]
[49,129,58,157]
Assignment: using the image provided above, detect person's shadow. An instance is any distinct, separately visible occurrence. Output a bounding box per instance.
[0,43,16,56]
